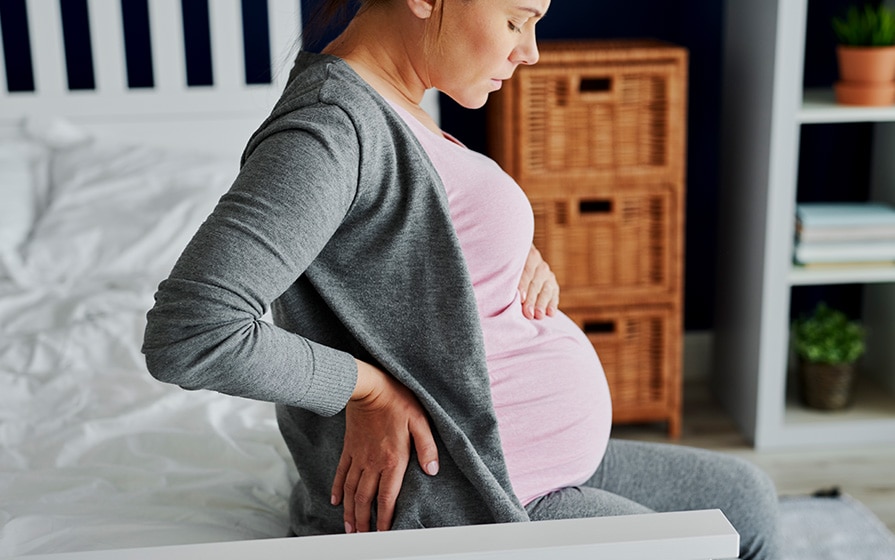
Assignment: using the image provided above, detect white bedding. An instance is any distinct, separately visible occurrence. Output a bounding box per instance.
[0,123,295,556]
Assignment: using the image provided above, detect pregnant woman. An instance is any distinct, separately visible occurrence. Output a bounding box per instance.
[142,1,780,558]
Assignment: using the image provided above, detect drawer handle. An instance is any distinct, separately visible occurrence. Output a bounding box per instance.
[584,321,615,334]
[580,77,612,93]
[579,199,613,214]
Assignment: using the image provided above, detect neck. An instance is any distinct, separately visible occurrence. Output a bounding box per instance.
[323,5,429,108]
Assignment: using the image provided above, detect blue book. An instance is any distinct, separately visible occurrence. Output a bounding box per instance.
[796,202,895,228]
[794,239,895,264]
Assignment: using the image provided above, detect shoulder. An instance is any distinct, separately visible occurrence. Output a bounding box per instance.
[279,52,366,107]
[243,51,409,162]
[278,52,398,134]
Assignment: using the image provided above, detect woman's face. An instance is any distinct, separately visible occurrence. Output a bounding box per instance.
[425,0,549,109]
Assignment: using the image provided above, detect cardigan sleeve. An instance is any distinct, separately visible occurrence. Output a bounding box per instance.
[142,104,361,417]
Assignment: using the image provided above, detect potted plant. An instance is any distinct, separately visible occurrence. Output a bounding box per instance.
[792,302,866,410]
[832,3,895,106]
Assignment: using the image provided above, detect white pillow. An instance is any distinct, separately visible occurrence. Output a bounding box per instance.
[25,138,236,286]
[22,116,91,150]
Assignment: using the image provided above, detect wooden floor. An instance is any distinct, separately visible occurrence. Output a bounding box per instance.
[612,382,895,533]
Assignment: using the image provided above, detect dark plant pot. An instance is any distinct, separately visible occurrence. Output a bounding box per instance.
[798,360,858,411]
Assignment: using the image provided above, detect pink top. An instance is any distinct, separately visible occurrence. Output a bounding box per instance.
[389,102,612,505]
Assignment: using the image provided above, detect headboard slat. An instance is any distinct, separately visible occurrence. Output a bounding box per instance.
[209,0,243,92]
[87,0,126,95]
[0,8,7,94]
[148,0,186,92]
[0,0,315,159]
[26,0,65,96]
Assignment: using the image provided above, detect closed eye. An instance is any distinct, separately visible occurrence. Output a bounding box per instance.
[508,20,523,33]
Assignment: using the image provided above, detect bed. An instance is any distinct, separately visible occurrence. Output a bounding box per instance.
[0,1,307,554]
[0,1,737,558]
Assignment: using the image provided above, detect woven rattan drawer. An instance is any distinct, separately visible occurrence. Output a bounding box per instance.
[530,188,682,307]
[565,304,681,437]
[488,40,687,193]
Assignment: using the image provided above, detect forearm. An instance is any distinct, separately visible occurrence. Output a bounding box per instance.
[143,124,360,415]
[144,276,358,415]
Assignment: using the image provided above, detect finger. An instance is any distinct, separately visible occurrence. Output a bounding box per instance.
[518,246,540,301]
[520,283,535,318]
[524,266,549,319]
[533,279,557,320]
[410,415,439,477]
[548,288,560,316]
[376,467,405,531]
[331,454,351,507]
[352,469,380,533]
[342,466,362,534]
[518,271,534,304]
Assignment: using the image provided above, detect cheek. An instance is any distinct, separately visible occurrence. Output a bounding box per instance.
[432,20,509,91]
[477,26,514,62]
[448,19,510,68]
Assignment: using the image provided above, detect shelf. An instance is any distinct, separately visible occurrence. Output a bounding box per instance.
[789,263,895,285]
[717,0,895,450]
[800,88,895,124]
[769,377,895,448]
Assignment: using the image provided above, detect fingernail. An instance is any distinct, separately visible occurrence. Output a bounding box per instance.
[520,289,527,301]
[426,460,439,476]
[345,521,354,534]
[331,495,338,506]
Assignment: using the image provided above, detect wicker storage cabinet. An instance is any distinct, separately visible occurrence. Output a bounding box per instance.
[488,40,687,437]
[565,306,681,436]
[529,186,681,308]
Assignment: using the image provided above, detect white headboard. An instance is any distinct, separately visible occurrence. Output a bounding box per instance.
[0,0,302,159]
[0,0,441,160]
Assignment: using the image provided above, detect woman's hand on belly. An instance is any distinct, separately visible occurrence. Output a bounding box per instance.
[518,244,559,320]
[332,360,440,533]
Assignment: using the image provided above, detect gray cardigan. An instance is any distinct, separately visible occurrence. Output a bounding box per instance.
[142,51,529,535]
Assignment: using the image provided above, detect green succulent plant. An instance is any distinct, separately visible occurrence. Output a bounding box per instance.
[792,303,866,365]
[832,4,895,46]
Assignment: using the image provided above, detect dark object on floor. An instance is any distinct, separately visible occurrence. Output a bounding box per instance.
[811,486,842,498]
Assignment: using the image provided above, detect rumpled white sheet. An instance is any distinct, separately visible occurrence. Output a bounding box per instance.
[0,129,296,556]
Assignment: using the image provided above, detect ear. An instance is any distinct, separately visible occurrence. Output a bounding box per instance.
[406,0,436,20]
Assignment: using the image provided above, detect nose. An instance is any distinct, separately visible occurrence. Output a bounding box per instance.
[513,33,540,66]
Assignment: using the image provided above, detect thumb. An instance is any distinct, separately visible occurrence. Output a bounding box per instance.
[410,416,439,476]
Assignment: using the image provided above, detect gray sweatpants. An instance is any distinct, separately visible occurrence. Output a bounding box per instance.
[525,439,780,560]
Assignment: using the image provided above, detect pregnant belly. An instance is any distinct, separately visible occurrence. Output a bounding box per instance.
[485,311,613,505]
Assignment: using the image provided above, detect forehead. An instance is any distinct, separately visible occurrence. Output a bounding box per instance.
[480,0,550,15]
[510,0,550,17]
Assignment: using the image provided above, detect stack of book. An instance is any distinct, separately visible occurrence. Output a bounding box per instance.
[794,202,895,266]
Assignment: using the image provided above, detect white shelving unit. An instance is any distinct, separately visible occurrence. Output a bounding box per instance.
[715,0,895,449]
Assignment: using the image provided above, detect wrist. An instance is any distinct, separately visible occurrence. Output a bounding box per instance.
[351,359,382,402]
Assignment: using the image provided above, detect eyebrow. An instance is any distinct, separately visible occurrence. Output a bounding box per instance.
[518,6,544,18]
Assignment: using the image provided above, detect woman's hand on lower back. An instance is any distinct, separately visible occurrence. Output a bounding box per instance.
[331,360,439,533]
[518,244,559,319]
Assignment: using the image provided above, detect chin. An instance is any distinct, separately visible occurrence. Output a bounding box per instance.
[447,92,490,110]
[464,98,489,110]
